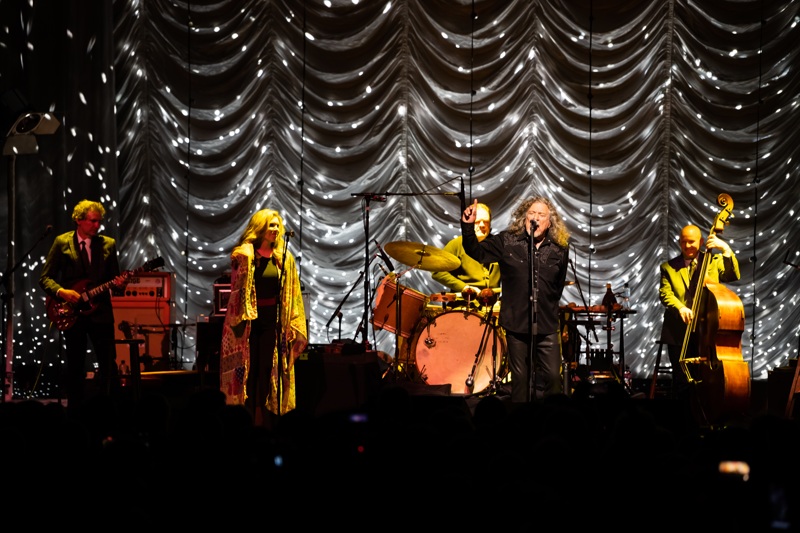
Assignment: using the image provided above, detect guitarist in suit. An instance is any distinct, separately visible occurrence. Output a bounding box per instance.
[659,224,740,398]
[40,199,127,412]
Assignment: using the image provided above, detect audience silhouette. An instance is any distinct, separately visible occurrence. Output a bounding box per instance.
[0,378,795,531]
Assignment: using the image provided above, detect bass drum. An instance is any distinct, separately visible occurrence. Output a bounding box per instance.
[412,310,506,396]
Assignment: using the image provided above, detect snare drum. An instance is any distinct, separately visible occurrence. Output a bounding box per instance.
[411,309,507,396]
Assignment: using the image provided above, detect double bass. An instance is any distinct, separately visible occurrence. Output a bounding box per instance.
[679,193,750,427]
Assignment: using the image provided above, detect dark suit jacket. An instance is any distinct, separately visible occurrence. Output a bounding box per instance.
[659,251,740,345]
[40,231,121,323]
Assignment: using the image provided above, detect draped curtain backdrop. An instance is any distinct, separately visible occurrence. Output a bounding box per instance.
[1,0,799,398]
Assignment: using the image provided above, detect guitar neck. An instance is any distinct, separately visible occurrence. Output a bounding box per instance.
[86,279,116,299]
[85,269,134,299]
[77,258,162,301]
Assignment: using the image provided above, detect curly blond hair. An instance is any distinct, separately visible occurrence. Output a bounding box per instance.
[71,200,106,223]
[507,196,570,248]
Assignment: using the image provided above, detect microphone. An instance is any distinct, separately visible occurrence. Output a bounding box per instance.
[45,224,54,235]
[528,219,538,238]
[460,175,466,213]
[285,230,295,238]
[373,239,395,272]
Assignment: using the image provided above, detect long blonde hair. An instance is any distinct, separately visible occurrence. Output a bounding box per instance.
[507,196,570,248]
[236,209,287,266]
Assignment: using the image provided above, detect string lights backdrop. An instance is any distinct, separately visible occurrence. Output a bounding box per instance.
[1,0,799,398]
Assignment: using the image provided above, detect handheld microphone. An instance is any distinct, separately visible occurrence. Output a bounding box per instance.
[373,239,395,272]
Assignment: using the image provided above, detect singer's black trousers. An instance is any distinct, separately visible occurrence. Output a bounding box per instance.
[246,303,280,428]
[505,329,562,403]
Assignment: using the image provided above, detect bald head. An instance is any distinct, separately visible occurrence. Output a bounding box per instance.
[679,224,704,260]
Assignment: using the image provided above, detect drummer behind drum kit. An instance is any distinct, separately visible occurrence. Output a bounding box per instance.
[371,241,508,397]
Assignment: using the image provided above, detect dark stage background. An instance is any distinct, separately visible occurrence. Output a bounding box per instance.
[1,0,799,399]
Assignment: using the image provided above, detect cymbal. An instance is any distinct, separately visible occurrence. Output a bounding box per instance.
[385,241,460,272]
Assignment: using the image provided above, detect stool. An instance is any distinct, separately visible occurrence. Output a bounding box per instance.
[648,341,672,399]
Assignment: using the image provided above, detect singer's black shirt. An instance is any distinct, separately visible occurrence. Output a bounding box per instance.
[462,221,568,336]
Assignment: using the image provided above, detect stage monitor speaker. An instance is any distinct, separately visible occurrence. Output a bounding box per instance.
[295,347,382,417]
[112,299,173,372]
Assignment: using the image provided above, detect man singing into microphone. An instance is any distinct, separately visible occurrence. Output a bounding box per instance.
[461,196,570,405]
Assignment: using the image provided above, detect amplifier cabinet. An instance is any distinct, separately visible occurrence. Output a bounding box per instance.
[114,271,172,300]
[112,300,173,371]
[213,283,231,316]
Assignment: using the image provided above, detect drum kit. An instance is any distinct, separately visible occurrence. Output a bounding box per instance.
[371,240,508,397]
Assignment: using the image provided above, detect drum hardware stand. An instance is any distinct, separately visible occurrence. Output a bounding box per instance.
[487,314,502,394]
[388,267,420,382]
[465,306,500,395]
[325,255,373,345]
[379,237,460,384]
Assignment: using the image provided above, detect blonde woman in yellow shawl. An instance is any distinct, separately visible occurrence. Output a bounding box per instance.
[219,209,308,428]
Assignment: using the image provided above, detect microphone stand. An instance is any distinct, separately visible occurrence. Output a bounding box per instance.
[2,225,53,403]
[351,193,387,349]
[351,183,460,355]
[569,257,599,368]
[528,233,539,402]
[325,254,376,344]
[274,233,293,415]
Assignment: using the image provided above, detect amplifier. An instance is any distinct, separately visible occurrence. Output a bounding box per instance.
[213,283,231,316]
[114,272,172,300]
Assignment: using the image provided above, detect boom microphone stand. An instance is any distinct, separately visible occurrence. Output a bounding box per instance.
[351,178,461,356]
[351,193,386,349]
[325,254,376,343]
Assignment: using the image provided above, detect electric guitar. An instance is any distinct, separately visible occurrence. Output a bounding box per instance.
[46,257,165,331]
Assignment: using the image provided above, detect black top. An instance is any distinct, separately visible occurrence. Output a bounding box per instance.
[254,254,280,301]
[462,220,568,336]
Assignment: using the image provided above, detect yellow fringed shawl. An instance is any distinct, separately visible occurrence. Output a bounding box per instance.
[219,242,308,415]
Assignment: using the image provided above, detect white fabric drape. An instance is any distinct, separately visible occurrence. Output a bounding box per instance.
[2,0,798,390]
